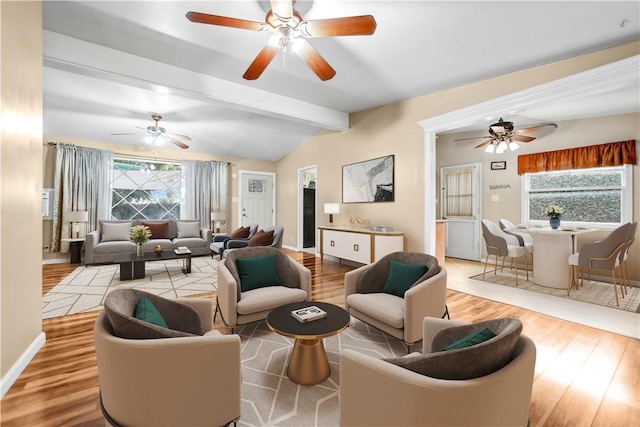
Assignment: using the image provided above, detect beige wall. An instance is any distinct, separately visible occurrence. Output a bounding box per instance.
[42,135,277,248]
[437,113,640,280]
[1,1,43,378]
[275,41,639,258]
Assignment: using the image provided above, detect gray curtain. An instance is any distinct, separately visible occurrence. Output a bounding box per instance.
[182,160,229,231]
[51,143,114,252]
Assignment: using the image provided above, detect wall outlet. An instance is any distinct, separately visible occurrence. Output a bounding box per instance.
[491,195,500,202]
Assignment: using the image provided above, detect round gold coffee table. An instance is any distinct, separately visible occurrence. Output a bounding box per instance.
[266,301,350,386]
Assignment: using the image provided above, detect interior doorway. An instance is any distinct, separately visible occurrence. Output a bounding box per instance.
[298,166,317,252]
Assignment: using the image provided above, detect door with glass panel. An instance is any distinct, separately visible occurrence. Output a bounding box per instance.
[440,163,481,261]
[239,171,275,229]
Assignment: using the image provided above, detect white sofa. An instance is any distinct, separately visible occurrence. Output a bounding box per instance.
[85,219,212,265]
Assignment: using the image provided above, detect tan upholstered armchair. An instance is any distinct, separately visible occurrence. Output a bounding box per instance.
[94,289,241,427]
[340,317,536,427]
[216,246,311,329]
[344,252,448,348]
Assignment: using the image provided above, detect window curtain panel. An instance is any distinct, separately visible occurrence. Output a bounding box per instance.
[444,167,474,217]
[517,140,637,175]
[51,143,114,252]
[182,160,229,230]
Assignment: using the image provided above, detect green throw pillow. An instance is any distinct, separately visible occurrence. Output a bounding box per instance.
[134,297,168,328]
[443,327,497,351]
[381,260,428,297]
[236,254,282,292]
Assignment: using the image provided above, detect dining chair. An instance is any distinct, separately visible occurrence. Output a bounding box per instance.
[499,218,534,262]
[567,222,633,306]
[615,222,637,295]
[481,219,529,286]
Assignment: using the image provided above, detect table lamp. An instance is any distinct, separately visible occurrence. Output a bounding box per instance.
[63,210,88,238]
[324,203,340,226]
[211,211,226,233]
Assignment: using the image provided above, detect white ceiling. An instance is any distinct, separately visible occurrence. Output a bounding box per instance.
[42,1,640,161]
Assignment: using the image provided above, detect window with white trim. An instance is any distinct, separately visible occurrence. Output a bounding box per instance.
[522,165,632,227]
[111,158,184,220]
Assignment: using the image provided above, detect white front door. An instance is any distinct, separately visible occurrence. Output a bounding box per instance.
[239,171,275,228]
[440,163,482,261]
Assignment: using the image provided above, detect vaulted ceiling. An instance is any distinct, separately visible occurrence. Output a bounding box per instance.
[43,1,640,161]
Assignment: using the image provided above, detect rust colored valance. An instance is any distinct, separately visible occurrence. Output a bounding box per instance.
[517,140,637,175]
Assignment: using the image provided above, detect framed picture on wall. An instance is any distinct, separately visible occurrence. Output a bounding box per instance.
[342,155,394,203]
[491,161,507,170]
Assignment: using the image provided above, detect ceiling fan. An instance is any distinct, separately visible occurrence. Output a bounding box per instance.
[111,114,190,150]
[186,0,376,81]
[454,118,557,153]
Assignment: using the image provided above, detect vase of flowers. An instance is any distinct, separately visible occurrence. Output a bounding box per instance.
[545,205,564,229]
[129,225,152,256]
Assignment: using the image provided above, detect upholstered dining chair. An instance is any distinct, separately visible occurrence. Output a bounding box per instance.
[499,218,534,260]
[210,223,258,258]
[216,246,311,330]
[616,222,637,293]
[568,222,634,306]
[94,289,241,427]
[340,316,536,426]
[344,252,448,349]
[481,219,529,285]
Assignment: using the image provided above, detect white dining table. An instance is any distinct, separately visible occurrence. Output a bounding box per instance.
[506,227,598,290]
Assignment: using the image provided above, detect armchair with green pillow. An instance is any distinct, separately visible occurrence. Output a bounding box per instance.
[94,289,241,426]
[344,252,448,348]
[340,316,536,426]
[216,246,310,330]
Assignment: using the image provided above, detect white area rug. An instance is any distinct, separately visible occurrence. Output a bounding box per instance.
[470,268,640,313]
[43,257,219,319]
[237,318,406,427]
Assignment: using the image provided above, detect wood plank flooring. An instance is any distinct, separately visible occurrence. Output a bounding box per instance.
[1,253,638,426]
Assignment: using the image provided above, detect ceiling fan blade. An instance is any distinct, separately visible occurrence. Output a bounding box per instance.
[270,0,293,20]
[292,39,336,81]
[165,132,192,142]
[110,132,140,136]
[185,11,265,31]
[517,123,558,134]
[511,135,536,143]
[302,15,377,37]
[475,140,494,148]
[453,136,491,142]
[243,45,280,80]
[166,137,189,150]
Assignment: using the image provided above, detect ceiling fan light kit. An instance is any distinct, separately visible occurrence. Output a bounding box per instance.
[186,0,376,81]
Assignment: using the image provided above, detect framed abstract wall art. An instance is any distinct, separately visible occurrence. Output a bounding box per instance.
[342,155,394,203]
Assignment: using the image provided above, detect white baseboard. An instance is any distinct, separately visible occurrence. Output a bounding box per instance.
[1,332,46,399]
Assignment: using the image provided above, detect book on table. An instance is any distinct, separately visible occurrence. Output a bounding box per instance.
[174,246,191,255]
[291,305,327,323]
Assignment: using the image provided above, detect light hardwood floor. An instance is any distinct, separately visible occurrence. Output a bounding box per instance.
[1,252,638,426]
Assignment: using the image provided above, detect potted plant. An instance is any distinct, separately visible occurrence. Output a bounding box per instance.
[129,224,152,256]
[545,205,564,229]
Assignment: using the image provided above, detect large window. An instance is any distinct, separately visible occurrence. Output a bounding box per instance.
[111,158,184,220]
[522,165,632,227]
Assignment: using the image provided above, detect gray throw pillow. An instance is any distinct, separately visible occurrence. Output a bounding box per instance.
[384,318,522,380]
[101,222,132,242]
[176,221,200,238]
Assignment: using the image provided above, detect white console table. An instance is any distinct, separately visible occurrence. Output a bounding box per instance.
[318,226,404,265]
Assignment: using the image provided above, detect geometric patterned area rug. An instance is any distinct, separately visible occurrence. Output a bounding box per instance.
[42,257,219,319]
[236,318,406,427]
[470,268,640,313]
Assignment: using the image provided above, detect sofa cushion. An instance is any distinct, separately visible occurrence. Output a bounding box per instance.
[443,327,496,351]
[346,293,405,329]
[176,221,200,238]
[384,318,522,380]
[141,221,170,239]
[237,286,308,315]
[135,297,168,328]
[101,222,132,242]
[230,226,250,239]
[236,253,282,292]
[104,289,202,339]
[382,260,428,298]
[248,229,274,247]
